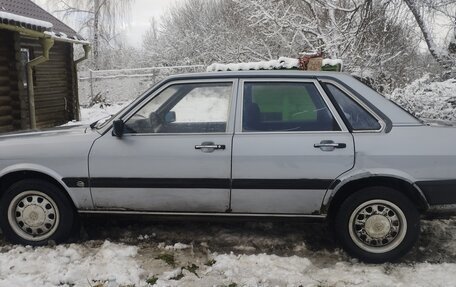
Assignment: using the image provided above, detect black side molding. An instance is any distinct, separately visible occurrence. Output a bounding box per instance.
[416,180,456,205]
[62,177,89,188]
[232,179,335,190]
[63,177,338,190]
[63,177,230,189]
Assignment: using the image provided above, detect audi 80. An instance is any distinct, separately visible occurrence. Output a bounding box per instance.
[0,71,454,263]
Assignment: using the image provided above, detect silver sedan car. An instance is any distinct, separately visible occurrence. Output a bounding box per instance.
[0,71,453,263]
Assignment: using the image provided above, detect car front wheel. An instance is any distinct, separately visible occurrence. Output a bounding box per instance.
[0,179,75,245]
[334,186,420,263]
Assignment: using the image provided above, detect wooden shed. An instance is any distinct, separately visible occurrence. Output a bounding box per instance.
[0,0,90,133]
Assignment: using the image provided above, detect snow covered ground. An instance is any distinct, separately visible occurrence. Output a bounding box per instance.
[1,217,456,287]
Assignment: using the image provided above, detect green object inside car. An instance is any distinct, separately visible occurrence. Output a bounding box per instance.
[321,63,342,72]
[251,84,317,121]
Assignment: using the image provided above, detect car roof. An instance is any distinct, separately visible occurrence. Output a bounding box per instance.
[166,70,348,80]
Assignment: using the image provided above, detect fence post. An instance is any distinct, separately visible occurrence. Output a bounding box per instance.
[89,69,94,100]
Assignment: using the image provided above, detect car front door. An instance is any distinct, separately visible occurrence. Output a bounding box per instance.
[231,79,355,214]
[88,79,237,212]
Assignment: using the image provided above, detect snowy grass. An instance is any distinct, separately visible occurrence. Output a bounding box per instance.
[387,75,456,121]
[155,253,176,267]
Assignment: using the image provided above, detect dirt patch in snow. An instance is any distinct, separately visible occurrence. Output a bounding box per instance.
[79,216,341,262]
[76,216,456,264]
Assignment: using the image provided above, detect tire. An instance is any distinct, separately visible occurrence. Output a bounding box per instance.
[334,186,420,263]
[0,179,75,245]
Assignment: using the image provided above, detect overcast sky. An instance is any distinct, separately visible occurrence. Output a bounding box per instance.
[121,0,185,47]
[35,0,184,46]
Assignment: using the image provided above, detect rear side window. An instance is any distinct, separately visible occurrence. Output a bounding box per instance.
[325,83,381,131]
[242,82,340,132]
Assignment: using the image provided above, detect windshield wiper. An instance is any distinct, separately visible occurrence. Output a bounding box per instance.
[90,114,115,129]
[89,120,99,129]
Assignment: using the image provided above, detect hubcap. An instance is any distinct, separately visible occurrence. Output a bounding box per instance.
[348,199,407,253]
[7,191,59,241]
[364,215,391,238]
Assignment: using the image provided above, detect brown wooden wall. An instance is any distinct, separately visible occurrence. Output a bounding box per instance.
[0,30,21,133]
[21,36,77,129]
[0,31,79,132]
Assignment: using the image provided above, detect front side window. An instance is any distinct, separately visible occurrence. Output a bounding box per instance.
[324,83,381,131]
[242,82,340,132]
[125,83,232,134]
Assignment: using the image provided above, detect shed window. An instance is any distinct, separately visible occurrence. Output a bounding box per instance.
[20,48,30,88]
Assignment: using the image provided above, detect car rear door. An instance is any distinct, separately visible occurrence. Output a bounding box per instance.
[231,78,354,214]
[88,79,237,212]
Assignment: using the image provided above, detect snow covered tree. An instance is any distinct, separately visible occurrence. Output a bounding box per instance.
[142,0,259,66]
[233,0,427,91]
[403,0,456,74]
[233,0,365,58]
[141,0,434,90]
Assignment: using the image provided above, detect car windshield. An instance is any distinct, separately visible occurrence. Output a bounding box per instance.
[90,84,161,129]
[90,106,127,129]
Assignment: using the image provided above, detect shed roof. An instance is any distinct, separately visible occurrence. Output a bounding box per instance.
[0,0,84,40]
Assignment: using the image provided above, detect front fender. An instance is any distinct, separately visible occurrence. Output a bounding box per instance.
[0,163,92,209]
[0,163,67,186]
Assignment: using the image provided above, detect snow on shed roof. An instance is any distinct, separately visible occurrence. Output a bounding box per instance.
[44,31,90,45]
[0,0,84,40]
[0,10,52,29]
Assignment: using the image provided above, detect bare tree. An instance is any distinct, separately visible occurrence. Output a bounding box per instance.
[404,0,450,69]
[49,0,134,69]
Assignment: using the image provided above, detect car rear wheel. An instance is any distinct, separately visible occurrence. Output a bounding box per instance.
[0,179,75,245]
[334,186,420,263]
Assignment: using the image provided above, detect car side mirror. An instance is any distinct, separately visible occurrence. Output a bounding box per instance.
[112,119,125,138]
[165,111,176,123]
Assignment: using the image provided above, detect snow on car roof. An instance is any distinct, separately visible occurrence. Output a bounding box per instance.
[168,69,348,80]
[207,57,343,72]
[207,57,300,72]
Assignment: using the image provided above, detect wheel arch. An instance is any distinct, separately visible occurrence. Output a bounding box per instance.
[0,164,77,211]
[324,174,429,222]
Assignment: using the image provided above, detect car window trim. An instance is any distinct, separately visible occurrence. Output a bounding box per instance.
[235,78,349,134]
[320,79,386,133]
[110,78,239,137]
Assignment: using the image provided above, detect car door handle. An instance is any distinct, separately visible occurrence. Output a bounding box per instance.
[314,143,346,148]
[195,142,226,152]
[195,144,225,149]
[314,140,346,151]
